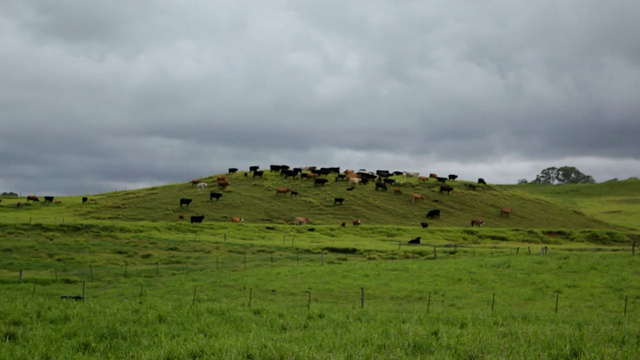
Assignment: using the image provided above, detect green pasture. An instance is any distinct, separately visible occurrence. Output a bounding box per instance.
[1,175,640,358]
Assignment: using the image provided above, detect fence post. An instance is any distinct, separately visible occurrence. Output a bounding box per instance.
[625,295,628,316]
[82,281,86,301]
[433,247,437,259]
[140,284,144,300]
[516,247,520,255]
[555,294,559,314]
[528,246,531,255]
[32,283,37,297]
[90,265,93,282]
[633,242,636,256]
[361,287,365,309]
[307,291,311,312]
[249,288,253,309]
[322,252,325,266]
[491,292,496,312]
[427,292,431,314]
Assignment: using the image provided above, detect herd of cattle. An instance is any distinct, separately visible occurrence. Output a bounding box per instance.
[174,165,512,238]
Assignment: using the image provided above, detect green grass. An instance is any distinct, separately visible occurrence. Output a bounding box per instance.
[1,175,640,358]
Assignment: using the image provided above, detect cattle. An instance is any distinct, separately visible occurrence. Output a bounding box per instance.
[228,168,238,174]
[340,222,346,227]
[335,174,347,182]
[408,237,421,244]
[394,188,403,195]
[290,191,299,197]
[190,215,205,223]
[304,172,318,179]
[353,219,362,226]
[282,169,300,179]
[44,196,54,203]
[429,173,438,179]
[376,170,391,178]
[405,172,420,178]
[426,209,441,219]
[231,217,244,223]
[89,199,97,203]
[411,193,425,203]
[210,192,223,201]
[53,200,62,204]
[217,176,227,181]
[420,222,429,228]
[253,170,264,178]
[375,183,388,191]
[334,197,345,205]
[191,179,201,186]
[82,197,88,203]
[314,178,329,186]
[294,217,310,225]
[196,182,208,190]
[217,180,230,190]
[500,208,513,217]
[270,165,282,172]
[448,174,458,181]
[439,185,454,194]
[265,226,276,230]
[26,195,39,202]
[249,166,259,172]
[471,220,486,227]
[276,188,291,195]
[346,186,356,191]
[347,177,361,186]
[383,178,396,185]
[478,178,487,185]
[436,177,448,183]
[418,176,430,182]
[180,198,193,207]
[178,214,185,220]
[466,184,477,190]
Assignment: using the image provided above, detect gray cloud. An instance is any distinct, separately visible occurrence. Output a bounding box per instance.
[1,0,639,195]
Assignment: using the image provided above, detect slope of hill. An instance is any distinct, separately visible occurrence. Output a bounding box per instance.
[0,172,624,230]
[499,179,640,231]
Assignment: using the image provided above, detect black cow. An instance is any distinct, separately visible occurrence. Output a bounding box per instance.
[282,169,300,179]
[249,166,259,172]
[314,178,329,186]
[44,196,54,202]
[180,198,193,207]
[290,191,299,197]
[335,174,346,182]
[375,182,388,191]
[420,222,429,228]
[253,170,264,178]
[426,209,441,219]
[270,165,282,172]
[210,192,223,201]
[228,168,238,174]
[334,197,345,205]
[478,178,487,185]
[383,178,396,185]
[436,177,448,183]
[190,215,205,223]
[376,170,391,178]
[448,174,458,181]
[82,197,88,203]
[408,237,421,244]
[439,185,454,194]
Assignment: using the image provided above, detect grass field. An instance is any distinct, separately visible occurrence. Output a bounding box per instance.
[1,175,639,358]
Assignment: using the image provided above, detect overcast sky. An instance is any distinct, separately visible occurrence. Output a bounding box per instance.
[2,1,639,196]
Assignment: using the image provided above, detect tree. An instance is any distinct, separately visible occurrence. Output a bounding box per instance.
[530,166,595,184]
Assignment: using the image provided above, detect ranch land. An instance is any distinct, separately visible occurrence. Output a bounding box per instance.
[1,172,639,359]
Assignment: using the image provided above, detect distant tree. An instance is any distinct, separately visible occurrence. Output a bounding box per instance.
[1,192,18,197]
[530,166,595,184]
[517,178,528,184]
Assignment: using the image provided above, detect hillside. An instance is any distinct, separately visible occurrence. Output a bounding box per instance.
[0,171,626,230]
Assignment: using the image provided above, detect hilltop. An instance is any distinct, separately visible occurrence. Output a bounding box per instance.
[2,171,635,231]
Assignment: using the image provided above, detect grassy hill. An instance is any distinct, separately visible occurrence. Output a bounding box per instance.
[1,172,635,232]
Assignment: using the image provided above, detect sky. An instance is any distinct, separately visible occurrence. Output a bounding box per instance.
[2,0,639,196]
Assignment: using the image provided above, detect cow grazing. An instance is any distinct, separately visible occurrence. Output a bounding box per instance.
[191,179,201,186]
[294,217,310,225]
[253,170,264,178]
[418,176,430,182]
[231,217,244,223]
[340,222,346,227]
[228,168,238,174]
[314,178,329,186]
[178,214,185,220]
[270,165,282,172]
[439,185,454,194]
[180,198,193,207]
[405,172,420,178]
[420,222,429,228]
[436,177,448,183]
[334,197,345,205]
[265,226,276,230]
[466,184,477,190]
[347,177,361,186]
[500,208,513,217]
[471,220,486,227]
[217,180,230,189]
[290,191,299,197]
[375,183,388,191]
[276,188,291,195]
[394,188,403,195]
[53,200,62,204]
[426,209,441,219]
[448,174,458,181]
[408,237,421,244]
[249,166,259,172]
[190,215,205,223]
[27,195,39,202]
[429,173,438,179]
[383,178,396,185]
[353,219,362,226]
[411,194,425,203]
[282,169,299,179]
[210,192,223,201]
[82,197,88,203]
[478,178,487,185]
[44,196,54,202]
[196,182,208,190]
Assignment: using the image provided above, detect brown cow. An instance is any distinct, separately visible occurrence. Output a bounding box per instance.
[429,173,438,179]
[352,219,362,226]
[26,195,39,202]
[275,188,291,195]
[178,214,185,220]
[231,217,244,223]
[411,194,425,203]
[217,180,230,189]
[294,217,310,225]
[500,208,513,217]
[394,188,403,195]
[418,176,430,182]
[191,179,201,186]
[471,220,486,227]
[217,176,227,182]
